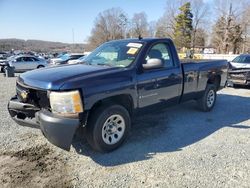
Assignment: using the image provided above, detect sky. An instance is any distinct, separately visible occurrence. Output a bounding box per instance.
[0,0,169,43]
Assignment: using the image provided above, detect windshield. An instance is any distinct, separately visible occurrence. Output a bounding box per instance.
[232,55,250,63]
[60,54,70,61]
[82,41,143,67]
[232,56,242,63]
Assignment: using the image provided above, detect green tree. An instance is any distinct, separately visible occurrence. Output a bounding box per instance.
[173,2,193,50]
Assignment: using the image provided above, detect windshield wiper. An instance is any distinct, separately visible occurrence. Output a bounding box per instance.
[79,61,90,65]
[96,63,114,67]
[79,61,113,67]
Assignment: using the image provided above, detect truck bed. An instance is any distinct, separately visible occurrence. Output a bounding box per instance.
[181,59,226,63]
[180,59,228,102]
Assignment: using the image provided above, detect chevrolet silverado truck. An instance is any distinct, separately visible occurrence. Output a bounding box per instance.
[8,38,228,152]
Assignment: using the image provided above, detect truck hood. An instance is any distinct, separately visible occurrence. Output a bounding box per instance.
[18,64,113,90]
[230,62,250,69]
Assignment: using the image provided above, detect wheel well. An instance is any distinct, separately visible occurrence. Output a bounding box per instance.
[90,94,134,115]
[37,65,44,68]
[207,75,221,90]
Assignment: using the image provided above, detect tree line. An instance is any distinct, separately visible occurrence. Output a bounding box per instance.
[0,39,84,53]
[87,0,250,54]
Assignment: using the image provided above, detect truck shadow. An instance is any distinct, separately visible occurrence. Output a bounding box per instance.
[72,93,250,166]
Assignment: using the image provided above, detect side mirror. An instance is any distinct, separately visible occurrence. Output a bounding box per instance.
[143,58,164,70]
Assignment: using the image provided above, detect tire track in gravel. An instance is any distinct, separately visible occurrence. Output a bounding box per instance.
[0,144,73,188]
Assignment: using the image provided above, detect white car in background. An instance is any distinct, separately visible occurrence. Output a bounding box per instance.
[67,52,91,64]
[49,53,85,65]
[67,55,86,64]
[8,55,48,72]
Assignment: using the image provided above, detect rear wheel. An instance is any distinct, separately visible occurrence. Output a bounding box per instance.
[86,104,131,152]
[1,66,5,73]
[37,65,45,69]
[197,84,217,112]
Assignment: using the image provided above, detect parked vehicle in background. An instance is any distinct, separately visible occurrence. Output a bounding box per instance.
[49,53,84,65]
[227,54,250,86]
[8,38,228,152]
[0,61,8,72]
[0,55,17,72]
[49,52,67,65]
[67,52,91,64]
[0,52,8,72]
[67,55,85,64]
[0,52,7,59]
[56,52,68,58]
[8,55,48,72]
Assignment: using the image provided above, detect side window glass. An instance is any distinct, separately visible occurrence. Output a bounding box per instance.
[31,57,37,61]
[22,57,28,62]
[16,58,22,62]
[232,56,240,62]
[27,57,34,62]
[146,43,174,68]
[244,56,250,63]
[238,57,245,63]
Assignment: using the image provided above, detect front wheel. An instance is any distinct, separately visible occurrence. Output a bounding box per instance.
[86,104,131,152]
[197,84,217,112]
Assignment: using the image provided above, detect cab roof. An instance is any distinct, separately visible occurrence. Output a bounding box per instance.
[107,38,172,44]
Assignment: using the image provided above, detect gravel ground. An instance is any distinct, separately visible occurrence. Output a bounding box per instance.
[0,73,250,188]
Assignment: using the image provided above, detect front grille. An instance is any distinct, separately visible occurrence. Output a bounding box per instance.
[229,71,247,80]
[16,82,50,109]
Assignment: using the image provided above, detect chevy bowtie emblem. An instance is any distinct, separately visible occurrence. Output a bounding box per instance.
[21,91,28,100]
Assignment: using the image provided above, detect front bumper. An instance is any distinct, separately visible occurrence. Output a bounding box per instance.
[228,70,250,85]
[227,79,250,85]
[8,97,80,151]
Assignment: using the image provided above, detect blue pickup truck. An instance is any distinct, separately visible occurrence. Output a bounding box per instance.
[8,38,228,152]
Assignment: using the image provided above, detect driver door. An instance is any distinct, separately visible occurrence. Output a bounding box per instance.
[137,42,182,108]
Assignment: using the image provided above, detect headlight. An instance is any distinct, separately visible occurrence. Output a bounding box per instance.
[49,90,83,117]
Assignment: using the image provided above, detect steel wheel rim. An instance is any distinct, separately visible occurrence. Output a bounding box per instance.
[102,114,125,145]
[207,90,215,108]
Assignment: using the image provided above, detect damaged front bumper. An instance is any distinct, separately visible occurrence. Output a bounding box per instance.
[8,96,82,151]
[227,69,250,86]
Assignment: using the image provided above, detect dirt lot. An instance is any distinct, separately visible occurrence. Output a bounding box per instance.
[0,73,250,188]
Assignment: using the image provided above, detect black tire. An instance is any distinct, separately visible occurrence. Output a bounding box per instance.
[37,65,45,69]
[1,66,5,73]
[86,104,131,152]
[197,84,217,112]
